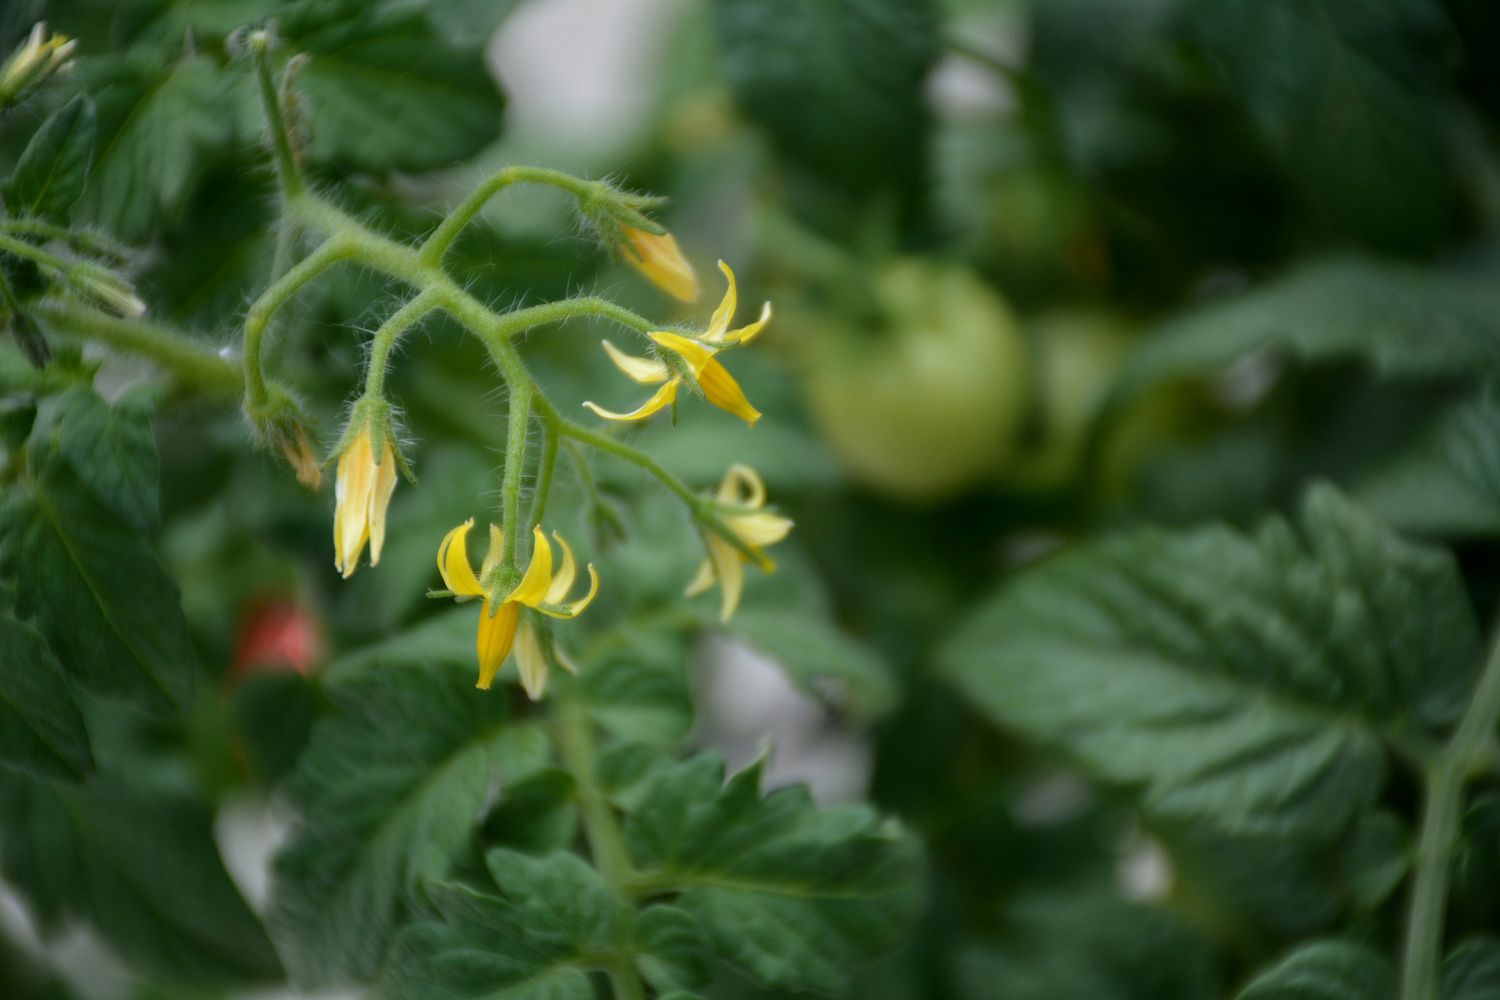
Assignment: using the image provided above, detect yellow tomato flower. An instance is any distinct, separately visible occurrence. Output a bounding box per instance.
[620,225,699,302]
[685,464,793,622]
[332,424,397,578]
[584,261,772,426]
[436,520,599,695]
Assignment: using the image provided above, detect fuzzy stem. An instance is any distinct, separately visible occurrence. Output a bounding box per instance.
[33,300,241,395]
[529,419,559,533]
[419,165,604,266]
[1399,617,1500,1000]
[364,291,439,399]
[494,341,533,574]
[242,237,352,406]
[251,37,305,201]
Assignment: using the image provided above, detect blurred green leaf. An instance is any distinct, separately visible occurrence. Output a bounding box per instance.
[1340,811,1410,913]
[270,661,548,986]
[289,5,504,173]
[1113,259,1500,406]
[953,891,1219,1000]
[942,485,1479,838]
[1236,941,1394,1000]
[31,384,159,530]
[1357,391,1500,538]
[1443,938,1500,1000]
[0,442,195,716]
[0,771,282,985]
[77,53,238,240]
[2,94,96,223]
[713,0,938,194]
[635,905,710,996]
[624,753,923,994]
[386,850,629,1000]
[0,610,92,781]
[1189,0,1454,250]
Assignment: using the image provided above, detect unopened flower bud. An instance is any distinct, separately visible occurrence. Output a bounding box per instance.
[0,23,76,107]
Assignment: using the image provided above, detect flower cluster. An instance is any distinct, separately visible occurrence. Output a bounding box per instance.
[317,213,790,697]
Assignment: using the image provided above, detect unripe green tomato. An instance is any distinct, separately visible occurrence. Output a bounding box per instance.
[803,260,1031,502]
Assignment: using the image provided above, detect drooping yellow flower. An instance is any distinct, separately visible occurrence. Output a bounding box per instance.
[436,520,599,695]
[619,225,699,303]
[333,424,397,578]
[584,261,772,426]
[686,464,793,622]
[0,23,76,107]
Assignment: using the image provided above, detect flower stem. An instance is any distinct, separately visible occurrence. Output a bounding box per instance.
[250,36,304,201]
[33,300,241,395]
[419,165,605,266]
[243,237,353,406]
[363,291,439,399]
[1399,616,1500,1000]
[497,348,533,573]
[529,419,559,533]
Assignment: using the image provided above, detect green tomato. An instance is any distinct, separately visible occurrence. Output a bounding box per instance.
[803,259,1031,501]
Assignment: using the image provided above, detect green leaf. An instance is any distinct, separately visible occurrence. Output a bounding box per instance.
[1188,0,1452,250]
[1357,391,1500,538]
[942,485,1480,838]
[0,771,282,985]
[1443,938,1500,1000]
[77,53,238,240]
[270,661,547,986]
[31,385,159,530]
[1340,811,1409,912]
[953,891,1219,1000]
[713,0,939,192]
[0,611,91,781]
[0,447,195,715]
[634,905,710,995]
[287,7,504,173]
[1237,941,1394,1000]
[1112,259,1500,406]
[2,95,96,223]
[625,753,923,994]
[386,851,708,1000]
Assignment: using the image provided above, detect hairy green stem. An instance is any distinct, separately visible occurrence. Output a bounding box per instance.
[529,420,559,533]
[251,37,305,201]
[554,685,647,1000]
[420,165,604,266]
[33,300,241,395]
[499,379,532,572]
[363,291,439,399]
[1400,618,1500,1000]
[243,237,353,406]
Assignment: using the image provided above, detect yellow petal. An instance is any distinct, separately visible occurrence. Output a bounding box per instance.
[437,519,486,597]
[716,463,767,507]
[333,429,374,577]
[705,534,744,623]
[479,523,504,582]
[601,340,669,384]
[475,600,519,690]
[507,525,554,607]
[727,511,793,550]
[650,331,714,376]
[723,301,772,347]
[583,378,679,422]
[703,260,738,344]
[696,355,762,425]
[367,442,399,567]
[622,227,699,303]
[539,564,600,619]
[683,557,716,597]
[514,618,549,701]
[545,531,577,605]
